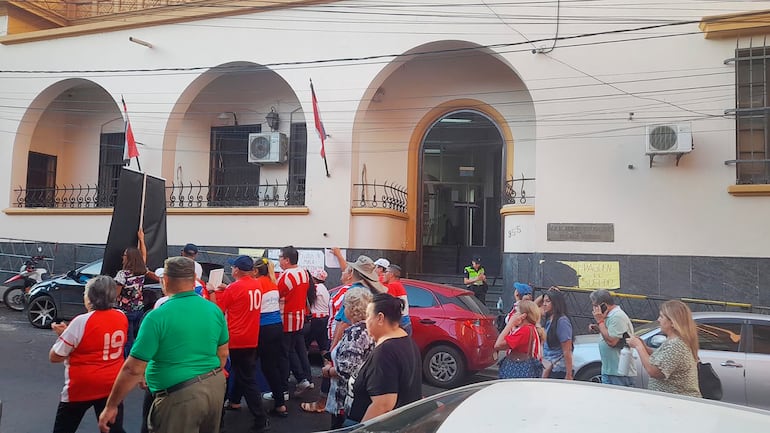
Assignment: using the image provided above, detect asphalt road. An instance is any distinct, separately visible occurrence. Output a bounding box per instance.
[0,301,493,433]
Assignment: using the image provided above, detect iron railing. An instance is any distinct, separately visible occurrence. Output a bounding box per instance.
[13,180,305,209]
[352,181,407,213]
[504,176,535,205]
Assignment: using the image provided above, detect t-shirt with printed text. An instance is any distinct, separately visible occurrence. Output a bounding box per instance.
[51,309,128,402]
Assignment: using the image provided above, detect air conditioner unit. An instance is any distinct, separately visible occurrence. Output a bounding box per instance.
[645,123,692,155]
[247,132,288,164]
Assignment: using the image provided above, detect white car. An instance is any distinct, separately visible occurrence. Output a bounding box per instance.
[571,311,770,410]
[326,380,770,433]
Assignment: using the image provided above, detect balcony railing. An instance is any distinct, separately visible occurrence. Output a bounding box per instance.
[352,181,407,213]
[13,180,305,209]
[504,176,535,205]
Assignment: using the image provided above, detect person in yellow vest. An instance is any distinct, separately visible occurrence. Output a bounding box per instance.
[463,256,488,304]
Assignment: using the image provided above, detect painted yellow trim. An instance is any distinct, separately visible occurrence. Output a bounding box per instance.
[350,207,409,221]
[700,10,770,39]
[727,184,770,196]
[500,204,535,216]
[3,206,310,215]
[0,0,334,44]
[406,99,515,252]
[3,207,113,215]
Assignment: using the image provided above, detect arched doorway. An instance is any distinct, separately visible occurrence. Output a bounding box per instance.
[420,110,504,276]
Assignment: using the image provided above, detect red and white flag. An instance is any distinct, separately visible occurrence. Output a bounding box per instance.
[121,97,139,161]
[310,80,327,159]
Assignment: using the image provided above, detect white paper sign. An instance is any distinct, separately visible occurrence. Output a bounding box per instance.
[208,268,224,290]
[324,248,346,268]
[298,249,325,273]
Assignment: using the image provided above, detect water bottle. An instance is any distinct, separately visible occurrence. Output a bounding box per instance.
[618,347,632,375]
[496,297,503,311]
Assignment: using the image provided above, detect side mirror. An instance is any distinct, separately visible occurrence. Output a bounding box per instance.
[67,270,77,280]
[647,334,666,348]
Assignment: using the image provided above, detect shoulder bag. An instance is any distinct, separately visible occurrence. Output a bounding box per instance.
[697,361,722,400]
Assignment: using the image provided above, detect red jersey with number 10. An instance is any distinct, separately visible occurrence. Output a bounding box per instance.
[51,309,128,402]
[215,275,263,349]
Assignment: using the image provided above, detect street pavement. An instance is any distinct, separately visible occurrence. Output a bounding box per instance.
[0,302,493,433]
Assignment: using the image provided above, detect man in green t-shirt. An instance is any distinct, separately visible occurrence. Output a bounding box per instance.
[98,257,229,433]
[589,289,636,387]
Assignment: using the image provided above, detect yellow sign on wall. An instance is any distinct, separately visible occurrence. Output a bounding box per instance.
[559,261,620,290]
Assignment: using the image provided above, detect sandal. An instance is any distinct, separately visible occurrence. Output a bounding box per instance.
[300,402,326,413]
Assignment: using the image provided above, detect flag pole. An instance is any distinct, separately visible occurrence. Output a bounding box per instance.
[310,79,331,178]
[138,173,147,247]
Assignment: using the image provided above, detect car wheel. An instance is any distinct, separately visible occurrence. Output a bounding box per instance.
[27,296,56,329]
[423,345,466,389]
[575,363,602,383]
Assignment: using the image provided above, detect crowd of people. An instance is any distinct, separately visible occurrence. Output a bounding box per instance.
[47,240,420,433]
[46,233,708,433]
[496,284,703,399]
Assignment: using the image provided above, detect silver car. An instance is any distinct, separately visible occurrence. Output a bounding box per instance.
[572,311,770,410]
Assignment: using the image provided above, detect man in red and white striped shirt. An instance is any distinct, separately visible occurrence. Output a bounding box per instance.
[277,245,313,395]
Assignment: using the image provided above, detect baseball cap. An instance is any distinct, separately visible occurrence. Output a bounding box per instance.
[310,268,328,282]
[228,255,254,271]
[183,243,199,255]
[472,256,482,264]
[374,258,390,269]
[513,282,533,297]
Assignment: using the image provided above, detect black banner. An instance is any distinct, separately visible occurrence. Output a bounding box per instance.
[101,168,168,278]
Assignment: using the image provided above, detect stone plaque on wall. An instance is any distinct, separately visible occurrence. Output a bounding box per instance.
[547,223,614,242]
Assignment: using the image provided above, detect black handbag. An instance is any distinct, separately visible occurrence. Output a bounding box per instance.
[697,361,723,400]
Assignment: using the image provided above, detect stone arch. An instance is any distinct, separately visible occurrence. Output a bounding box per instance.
[351,40,535,253]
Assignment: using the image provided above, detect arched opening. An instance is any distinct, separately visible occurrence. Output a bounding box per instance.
[10,79,124,208]
[420,110,504,276]
[163,63,306,207]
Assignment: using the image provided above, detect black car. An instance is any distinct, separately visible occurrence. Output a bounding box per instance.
[25,260,162,329]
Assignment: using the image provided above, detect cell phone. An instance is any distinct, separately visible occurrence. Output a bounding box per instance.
[600,303,608,314]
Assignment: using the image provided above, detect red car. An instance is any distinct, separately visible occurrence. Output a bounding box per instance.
[400,279,499,388]
[329,279,499,388]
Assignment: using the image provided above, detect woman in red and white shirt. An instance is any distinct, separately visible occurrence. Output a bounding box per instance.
[50,275,129,433]
[494,300,544,379]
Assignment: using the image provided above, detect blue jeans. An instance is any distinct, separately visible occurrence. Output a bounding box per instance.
[602,374,635,387]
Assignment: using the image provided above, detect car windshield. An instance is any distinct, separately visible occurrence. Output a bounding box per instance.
[76,261,102,278]
[437,292,491,315]
[348,384,485,433]
[633,320,660,336]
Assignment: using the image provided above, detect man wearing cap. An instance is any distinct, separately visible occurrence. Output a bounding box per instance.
[210,255,270,432]
[181,243,203,281]
[463,256,488,304]
[98,257,229,433]
[382,264,412,336]
[277,245,313,395]
[373,258,390,283]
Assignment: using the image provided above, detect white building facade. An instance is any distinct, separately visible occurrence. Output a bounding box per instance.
[1,0,769,309]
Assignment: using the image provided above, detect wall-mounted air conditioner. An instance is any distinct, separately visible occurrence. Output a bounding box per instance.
[247,132,288,164]
[645,123,692,155]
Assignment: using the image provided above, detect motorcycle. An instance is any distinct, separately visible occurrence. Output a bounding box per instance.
[3,255,49,312]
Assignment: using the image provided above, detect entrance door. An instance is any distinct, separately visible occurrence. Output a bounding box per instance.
[420,111,503,275]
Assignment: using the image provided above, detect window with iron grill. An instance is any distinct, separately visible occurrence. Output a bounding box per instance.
[735,47,770,184]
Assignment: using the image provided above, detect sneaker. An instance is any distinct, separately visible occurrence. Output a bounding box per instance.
[293,379,312,396]
[262,391,290,401]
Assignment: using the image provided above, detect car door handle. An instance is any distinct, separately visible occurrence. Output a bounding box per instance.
[420,319,436,325]
[720,360,744,368]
